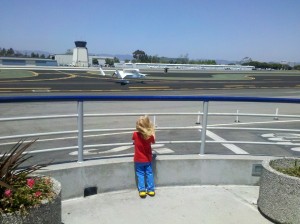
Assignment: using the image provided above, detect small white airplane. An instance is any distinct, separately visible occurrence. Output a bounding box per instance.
[99,67,147,85]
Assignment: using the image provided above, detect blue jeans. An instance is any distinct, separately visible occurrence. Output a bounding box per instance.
[135,162,155,192]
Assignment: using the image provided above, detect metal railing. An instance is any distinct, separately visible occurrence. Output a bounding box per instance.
[0,95,300,162]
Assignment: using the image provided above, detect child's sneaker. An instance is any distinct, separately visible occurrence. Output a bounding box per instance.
[139,191,146,198]
[147,191,155,197]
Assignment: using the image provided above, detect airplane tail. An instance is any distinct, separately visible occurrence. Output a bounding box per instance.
[99,67,106,76]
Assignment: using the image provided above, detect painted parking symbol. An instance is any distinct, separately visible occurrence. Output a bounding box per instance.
[261,133,300,151]
[69,143,174,156]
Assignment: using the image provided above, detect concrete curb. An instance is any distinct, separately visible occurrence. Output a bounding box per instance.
[37,155,273,200]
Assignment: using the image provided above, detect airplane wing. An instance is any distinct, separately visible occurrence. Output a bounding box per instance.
[99,67,106,76]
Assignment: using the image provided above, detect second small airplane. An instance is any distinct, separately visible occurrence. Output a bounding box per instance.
[99,67,147,85]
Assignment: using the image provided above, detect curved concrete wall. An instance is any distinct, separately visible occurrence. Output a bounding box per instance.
[38,155,270,200]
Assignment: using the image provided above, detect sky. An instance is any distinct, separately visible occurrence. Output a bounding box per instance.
[1,0,300,62]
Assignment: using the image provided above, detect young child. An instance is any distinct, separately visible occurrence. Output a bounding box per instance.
[132,115,156,198]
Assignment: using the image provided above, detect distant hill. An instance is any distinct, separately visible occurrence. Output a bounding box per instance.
[215,59,239,65]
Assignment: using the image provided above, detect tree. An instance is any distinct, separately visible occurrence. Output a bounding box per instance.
[241,57,252,64]
[6,48,14,56]
[151,55,160,63]
[294,65,300,70]
[0,48,7,56]
[242,61,291,70]
[132,50,149,62]
[92,58,99,65]
[177,54,189,64]
[113,57,120,63]
[105,58,114,66]
[65,49,73,55]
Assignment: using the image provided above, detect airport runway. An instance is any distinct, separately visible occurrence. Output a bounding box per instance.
[0,69,299,93]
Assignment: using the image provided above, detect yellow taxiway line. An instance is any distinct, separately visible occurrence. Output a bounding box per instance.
[129,86,170,89]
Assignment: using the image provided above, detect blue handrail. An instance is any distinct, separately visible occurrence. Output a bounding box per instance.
[0,95,299,103]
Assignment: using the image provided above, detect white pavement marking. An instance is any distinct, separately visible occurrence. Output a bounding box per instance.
[261,133,274,138]
[69,145,133,156]
[208,119,300,127]
[154,148,175,154]
[268,138,287,141]
[261,133,300,151]
[69,143,174,156]
[291,147,300,152]
[0,131,133,147]
[152,144,165,148]
[205,130,249,154]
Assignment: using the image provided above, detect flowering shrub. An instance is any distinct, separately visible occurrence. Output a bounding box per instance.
[1,176,54,214]
[0,139,55,214]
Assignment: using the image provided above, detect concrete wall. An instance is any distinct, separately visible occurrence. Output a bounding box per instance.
[38,155,271,200]
[55,55,73,66]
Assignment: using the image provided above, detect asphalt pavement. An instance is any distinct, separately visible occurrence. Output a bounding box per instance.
[0,69,300,93]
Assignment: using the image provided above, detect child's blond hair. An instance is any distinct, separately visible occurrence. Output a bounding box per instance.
[136,115,154,139]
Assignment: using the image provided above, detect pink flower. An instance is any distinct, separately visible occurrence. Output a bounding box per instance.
[4,189,12,197]
[27,178,35,188]
[35,191,42,197]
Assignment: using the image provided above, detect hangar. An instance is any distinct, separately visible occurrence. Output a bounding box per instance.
[0,57,58,66]
[54,54,113,67]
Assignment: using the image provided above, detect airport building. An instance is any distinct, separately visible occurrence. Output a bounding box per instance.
[0,41,111,67]
[72,41,88,67]
[55,41,114,67]
[0,57,58,66]
[54,54,113,67]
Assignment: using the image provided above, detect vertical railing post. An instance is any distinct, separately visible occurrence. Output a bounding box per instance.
[196,111,201,124]
[200,101,209,155]
[274,108,279,120]
[77,101,84,162]
[235,109,240,122]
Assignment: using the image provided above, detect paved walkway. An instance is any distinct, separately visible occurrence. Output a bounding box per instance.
[62,185,272,224]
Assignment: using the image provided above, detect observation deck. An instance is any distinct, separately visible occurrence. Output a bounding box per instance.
[1,95,298,224]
